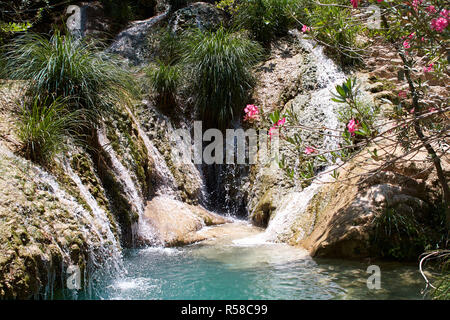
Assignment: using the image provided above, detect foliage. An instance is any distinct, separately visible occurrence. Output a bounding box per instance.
[19,98,85,164]
[332,77,379,142]
[300,0,364,66]
[233,0,299,45]
[182,27,263,129]
[101,0,157,24]
[216,0,241,15]
[4,31,138,121]
[431,254,450,300]
[157,29,183,65]
[147,60,180,109]
[371,207,431,260]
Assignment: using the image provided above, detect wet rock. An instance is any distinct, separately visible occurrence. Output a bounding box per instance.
[108,11,168,64]
[143,196,229,246]
[168,2,228,33]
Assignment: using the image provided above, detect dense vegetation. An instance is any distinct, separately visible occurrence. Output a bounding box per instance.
[3,31,137,163]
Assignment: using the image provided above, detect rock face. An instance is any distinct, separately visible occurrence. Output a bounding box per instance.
[169,2,228,33]
[289,146,448,259]
[244,31,447,259]
[108,11,168,64]
[143,196,228,246]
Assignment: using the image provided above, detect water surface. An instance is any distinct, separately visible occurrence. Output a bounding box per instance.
[89,222,425,300]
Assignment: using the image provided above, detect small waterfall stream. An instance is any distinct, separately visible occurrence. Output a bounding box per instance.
[0,144,124,297]
[236,34,347,244]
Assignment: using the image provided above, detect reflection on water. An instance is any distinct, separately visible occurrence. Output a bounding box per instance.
[81,221,425,300]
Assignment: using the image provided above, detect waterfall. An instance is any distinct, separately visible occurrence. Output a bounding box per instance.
[236,33,347,244]
[124,106,179,199]
[0,143,123,297]
[97,126,159,245]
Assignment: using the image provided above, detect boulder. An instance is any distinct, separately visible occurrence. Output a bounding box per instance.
[168,2,228,33]
[143,196,229,246]
[108,12,168,64]
[288,145,447,259]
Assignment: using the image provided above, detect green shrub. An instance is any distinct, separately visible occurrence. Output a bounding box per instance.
[158,30,183,65]
[234,0,297,45]
[302,0,364,66]
[19,98,85,163]
[148,60,180,109]
[182,27,263,129]
[371,207,432,260]
[432,254,450,300]
[4,31,137,121]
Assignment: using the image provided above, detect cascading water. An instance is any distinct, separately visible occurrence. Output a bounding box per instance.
[124,106,180,199]
[0,143,123,298]
[108,11,168,64]
[236,32,347,244]
[97,126,158,245]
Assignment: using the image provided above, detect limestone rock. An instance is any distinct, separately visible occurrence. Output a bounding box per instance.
[289,145,447,259]
[168,2,228,33]
[143,196,229,246]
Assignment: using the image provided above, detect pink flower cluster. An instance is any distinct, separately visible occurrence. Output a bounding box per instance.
[398,90,407,99]
[411,0,423,12]
[243,104,259,121]
[350,0,359,8]
[347,119,359,136]
[423,63,433,73]
[268,117,286,139]
[304,147,316,155]
[431,16,448,33]
[430,9,449,33]
[302,25,311,33]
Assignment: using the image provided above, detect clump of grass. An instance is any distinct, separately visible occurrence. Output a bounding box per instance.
[148,60,180,109]
[5,30,137,121]
[182,27,263,129]
[19,98,85,164]
[158,29,183,65]
[371,207,436,260]
[233,0,297,45]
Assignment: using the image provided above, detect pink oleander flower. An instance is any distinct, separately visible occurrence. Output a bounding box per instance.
[350,0,359,9]
[431,17,448,32]
[441,9,449,18]
[403,39,411,49]
[277,117,286,126]
[398,90,407,99]
[410,108,415,113]
[408,32,415,39]
[243,104,260,121]
[411,0,422,12]
[421,36,425,42]
[377,0,383,2]
[423,63,433,73]
[347,119,359,136]
[302,25,311,33]
[304,147,316,155]
[426,5,437,14]
[268,126,278,139]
